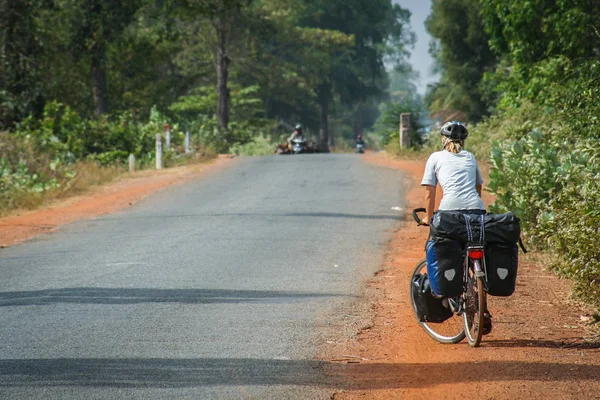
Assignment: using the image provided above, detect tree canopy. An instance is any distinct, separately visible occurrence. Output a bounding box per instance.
[0,0,416,150]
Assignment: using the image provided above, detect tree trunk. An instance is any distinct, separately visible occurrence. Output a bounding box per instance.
[329,130,335,149]
[318,83,331,153]
[91,48,108,116]
[216,17,230,134]
[353,104,364,138]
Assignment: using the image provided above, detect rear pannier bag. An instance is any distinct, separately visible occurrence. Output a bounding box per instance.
[485,244,519,296]
[430,211,521,245]
[484,213,521,245]
[426,238,464,298]
[411,273,453,323]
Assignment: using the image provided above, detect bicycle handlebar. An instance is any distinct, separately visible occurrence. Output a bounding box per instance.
[412,208,429,226]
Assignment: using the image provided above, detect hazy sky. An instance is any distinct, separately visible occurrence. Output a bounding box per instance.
[394,0,438,94]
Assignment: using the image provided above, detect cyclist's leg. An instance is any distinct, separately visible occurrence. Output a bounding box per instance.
[483,297,493,335]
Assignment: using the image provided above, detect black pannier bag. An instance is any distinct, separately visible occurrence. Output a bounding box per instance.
[430,211,521,245]
[428,238,464,298]
[484,213,521,245]
[485,244,519,296]
[411,273,453,323]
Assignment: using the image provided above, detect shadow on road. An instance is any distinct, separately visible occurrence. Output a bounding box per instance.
[0,358,598,389]
[0,288,345,307]
[97,212,403,222]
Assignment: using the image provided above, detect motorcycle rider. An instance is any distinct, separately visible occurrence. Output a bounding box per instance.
[287,124,304,151]
[356,134,365,148]
[421,121,492,335]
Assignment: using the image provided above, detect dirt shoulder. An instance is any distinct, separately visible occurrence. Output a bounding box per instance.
[329,152,600,400]
[0,155,236,248]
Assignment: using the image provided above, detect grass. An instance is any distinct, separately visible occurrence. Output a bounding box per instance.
[59,162,124,198]
[0,162,124,217]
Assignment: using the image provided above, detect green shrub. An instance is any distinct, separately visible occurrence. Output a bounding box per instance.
[229,134,275,156]
[0,131,74,212]
[485,59,600,305]
[372,99,424,147]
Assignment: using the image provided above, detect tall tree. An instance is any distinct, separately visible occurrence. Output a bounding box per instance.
[180,0,255,134]
[0,0,45,128]
[67,0,143,116]
[298,0,414,151]
[425,0,497,122]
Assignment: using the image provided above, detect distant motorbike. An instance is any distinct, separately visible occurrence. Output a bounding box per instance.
[291,137,308,154]
[355,142,365,154]
[275,138,319,154]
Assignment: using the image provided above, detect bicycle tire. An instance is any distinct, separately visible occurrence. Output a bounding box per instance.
[409,259,465,344]
[463,260,486,347]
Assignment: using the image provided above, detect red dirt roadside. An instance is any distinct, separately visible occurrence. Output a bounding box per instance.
[329,152,600,400]
[0,155,235,248]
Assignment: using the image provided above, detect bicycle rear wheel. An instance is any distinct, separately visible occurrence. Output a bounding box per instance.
[409,259,465,344]
[463,260,486,347]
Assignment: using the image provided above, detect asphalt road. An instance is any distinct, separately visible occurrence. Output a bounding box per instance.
[0,154,404,399]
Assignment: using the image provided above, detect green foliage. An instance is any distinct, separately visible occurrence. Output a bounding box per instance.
[0,131,73,211]
[229,134,276,156]
[484,60,600,305]
[170,85,266,129]
[0,101,216,211]
[481,0,600,65]
[372,97,424,148]
[425,0,497,122]
[465,102,547,160]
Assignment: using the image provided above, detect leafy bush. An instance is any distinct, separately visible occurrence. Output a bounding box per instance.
[0,131,74,212]
[1,101,219,213]
[229,134,276,156]
[485,59,600,305]
[372,99,424,147]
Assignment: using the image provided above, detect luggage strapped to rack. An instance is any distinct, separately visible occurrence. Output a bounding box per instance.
[427,211,524,297]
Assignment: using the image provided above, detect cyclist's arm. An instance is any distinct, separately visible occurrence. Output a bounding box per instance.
[476,184,482,197]
[424,185,436,224]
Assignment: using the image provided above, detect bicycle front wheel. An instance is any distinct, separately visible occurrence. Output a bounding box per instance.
[463,260,486,347]
[409,259,465,344]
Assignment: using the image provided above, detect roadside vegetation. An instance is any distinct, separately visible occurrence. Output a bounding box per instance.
[1,0,417,212]
[422,0,600,310]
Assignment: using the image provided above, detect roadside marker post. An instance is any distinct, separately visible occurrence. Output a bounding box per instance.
[156,134,162,170]
[185,130,191,153]
[129,154,135,172]
[400,113,412,149]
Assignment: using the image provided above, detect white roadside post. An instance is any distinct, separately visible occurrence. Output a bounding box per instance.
[156,133,162,170]
[128,154,135,173]
[165,124,171,151]
[185,130,191,153]
[399,112,412,149]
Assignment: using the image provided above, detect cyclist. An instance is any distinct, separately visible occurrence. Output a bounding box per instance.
[420,121,492,334]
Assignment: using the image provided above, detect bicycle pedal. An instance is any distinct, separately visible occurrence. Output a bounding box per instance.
[448,298,461,313]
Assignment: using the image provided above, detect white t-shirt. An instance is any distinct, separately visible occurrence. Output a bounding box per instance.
[421,150,485,211]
